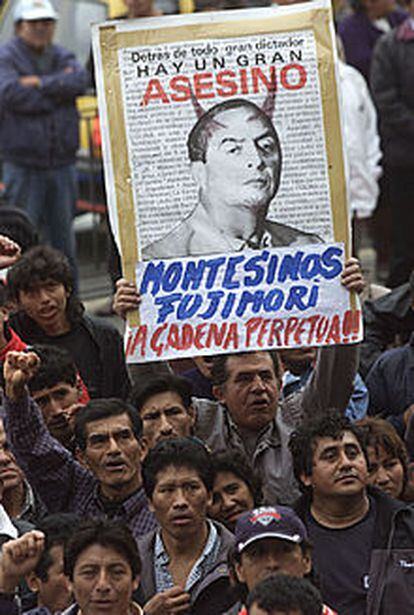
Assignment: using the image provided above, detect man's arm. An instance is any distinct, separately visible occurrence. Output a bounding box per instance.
[0,53,53,114]
[38,48,88,100]
[282,258,363,424]
[3,351,91,513]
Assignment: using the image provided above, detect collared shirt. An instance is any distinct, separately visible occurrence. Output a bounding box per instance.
[16,479,38,522]
[154,520,220,593]
[3,395,157,541]
[188,205,271,253]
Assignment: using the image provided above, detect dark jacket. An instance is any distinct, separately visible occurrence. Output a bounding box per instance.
[295,488,414,615]
[365,332,414,436]
[360,282,414,378]
[9,311,131,400]
[370,18,414,167]
[0,37,87,169]
[137,523,236,615]
[338,7,407,82]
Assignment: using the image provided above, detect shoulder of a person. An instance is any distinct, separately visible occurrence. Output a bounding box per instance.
[369,486,414,539]
[50,42,77,61]
[338,11,369,32]
[369,341,411,372]
[82,313,120,337]
[136,528,157,554]
[144,216,194,259]
[0,36,18,58]
[214,520,234,546]
[365,282,411,316]
[264,219,321,246]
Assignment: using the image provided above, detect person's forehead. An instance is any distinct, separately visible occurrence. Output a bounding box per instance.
[155,464,204,486]
[214,470,246,489]
[367,443,396,462]
[20,278,63,293]
[226,352,275,377]
[75,543,130,569]
[207,106,271,142]
[141,390,187,413]
[85,413,133,436]
[32,381,77,398]
[244,537,299,556]
[313,431,360,455]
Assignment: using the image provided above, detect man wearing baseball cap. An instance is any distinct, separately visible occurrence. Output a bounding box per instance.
[226,506,337,615]
[0,0,87,283]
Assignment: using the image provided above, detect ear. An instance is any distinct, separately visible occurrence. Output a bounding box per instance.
[138,438,148,462]
[0,307,9,322]
[187,403,196,427]
[234,559,246,584]
[148,498,155,514]
[302,547,312,576]
[300,473,312,488]
[212,384,226,405]
[75,448,88,468]
[132,575,140,592]
[75,375,84,401]
[206,489,213,508]
[26,572,40,594]
[191,161,207,192]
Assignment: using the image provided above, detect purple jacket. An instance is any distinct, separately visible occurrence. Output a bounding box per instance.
[0,36,87,169]
[338,8,407,82]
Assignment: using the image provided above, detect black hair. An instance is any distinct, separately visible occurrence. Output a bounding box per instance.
[211,351,283,387]
[6,245,84,324]
[0,205,38,253]
[187,98,279,163]
[28,344,77,393]
[34,514,80,582]
[74,399,142,451]
[64,518,141,580]
[130,374,193,412]
[142,437,213,499]
[288,412,368,492]
[211,449,263,507]
[246,575,323,615]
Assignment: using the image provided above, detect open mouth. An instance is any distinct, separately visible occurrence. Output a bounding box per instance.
[105,461,127,472]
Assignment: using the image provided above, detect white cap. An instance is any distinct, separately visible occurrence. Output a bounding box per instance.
[13,0,58,22]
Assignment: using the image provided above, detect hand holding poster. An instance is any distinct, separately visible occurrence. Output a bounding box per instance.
[92,1,363,363]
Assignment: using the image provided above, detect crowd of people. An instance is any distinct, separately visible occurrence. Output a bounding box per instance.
[1,0,414,613]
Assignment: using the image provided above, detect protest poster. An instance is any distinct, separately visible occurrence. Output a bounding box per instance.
[92,0,362,363]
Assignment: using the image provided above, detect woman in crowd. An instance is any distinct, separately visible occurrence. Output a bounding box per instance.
[358,416,414,501]
[209,450,263,531]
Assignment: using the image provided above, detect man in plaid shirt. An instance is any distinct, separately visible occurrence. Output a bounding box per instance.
[2,350,157,542]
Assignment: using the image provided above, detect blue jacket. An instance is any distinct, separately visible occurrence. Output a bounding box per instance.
[366,332,414,436]
[0,36,87,169]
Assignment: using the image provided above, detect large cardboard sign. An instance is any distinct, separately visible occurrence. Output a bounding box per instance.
[92,1,362,363]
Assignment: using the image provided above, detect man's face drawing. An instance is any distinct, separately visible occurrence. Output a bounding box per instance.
[192,104,281,221]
